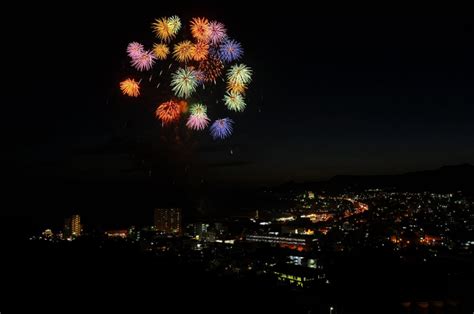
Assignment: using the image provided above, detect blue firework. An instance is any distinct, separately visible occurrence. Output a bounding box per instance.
[210,118,234,139]
[218,39,243,63]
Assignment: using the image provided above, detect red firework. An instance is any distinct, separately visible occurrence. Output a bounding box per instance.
[156,100,181,124]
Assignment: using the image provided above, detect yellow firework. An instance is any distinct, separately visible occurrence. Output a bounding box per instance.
[152,43,169,60]
[152,17,177,42]
[173,41,195,63]
[120,78,140,97]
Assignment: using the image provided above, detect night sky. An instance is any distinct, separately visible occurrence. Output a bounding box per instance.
[3,7,474,226]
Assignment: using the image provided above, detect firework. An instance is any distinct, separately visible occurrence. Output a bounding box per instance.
[193,41,209,61]
[193,69,206,84]
[190,17,211,42]
[219,39,243,62]
[120,78,140,97]
[152,17,179,42]
[173,41,195,63]
[189,103,207,115]
[208,21,227,44]
[127,42,145,59]
[156,100,181,124]
[122,16,252,139]
[227,81,247,94]
[223,92,246,112]
[186,113,210,131]
[152,43,169,60]
[210,118,234,139]
[198,57,224,83]
[227,64,252,85]
[168,15,182,33]
[171,67,198,98]
[179,100,189,113]
[131,50,156,71]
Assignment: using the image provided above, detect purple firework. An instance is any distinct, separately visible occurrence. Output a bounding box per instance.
[131,50,156,71]
[127,42,144,59]
[208,21,227,45]
[193,69,206,84]
[218,39,243,63]
[210,118,234,139]
[186,113,210,131]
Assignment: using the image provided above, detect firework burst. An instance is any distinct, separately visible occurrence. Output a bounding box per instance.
[152,43,170,60]
[120,78,140,97]
[186,113,210,131]
[210,118,234,139]
[171,67,198,98]
[219,39,243,62]
[131,50,156,71]
[208,21,227,44]
[168,15,182,33]
[223,92,246,112]
[227,81,247,94]
[173,41,195,63]
[198,57,224,83]
[227,64,252,85]
[190,17,211,42]
[127,42,144,59]
[189,103,207,115]
[192,41,209,61]
[156,100,181,124]
[152,17,179,42]
[193,69,206,84]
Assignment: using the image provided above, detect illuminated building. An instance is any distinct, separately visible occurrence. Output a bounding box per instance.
[273,264,319,288]
[245,234,311,251]
[105,230,128,238]
[308,191,315,199]
[63,214,81,239]
[42,229,53,238]
[192,223,209,240]
[154,208,182,234]
[71,215,81,236]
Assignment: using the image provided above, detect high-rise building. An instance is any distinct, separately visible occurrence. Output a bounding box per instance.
[63,214,81,239]
[71,214,81,236]
[193,223,209,239]
[154,208,182,234]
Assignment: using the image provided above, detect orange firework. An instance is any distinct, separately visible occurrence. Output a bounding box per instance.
[156,100,181,124]
[179,100,189,113]
[192,41,209,61]
[190,17,211,42]
[153,43,169,60]
[120,78,140,97]
[227,81,247,94]
[173,41,195,63]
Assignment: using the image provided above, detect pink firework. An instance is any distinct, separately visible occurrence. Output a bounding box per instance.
[131,50,156,71]
[127,42,144,59]
[186,113,210,131]
[208,21,227,45]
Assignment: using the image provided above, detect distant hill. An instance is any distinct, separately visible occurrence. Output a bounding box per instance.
[275,164,474,194]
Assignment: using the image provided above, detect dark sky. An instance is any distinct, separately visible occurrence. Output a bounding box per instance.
[3,7,474,226]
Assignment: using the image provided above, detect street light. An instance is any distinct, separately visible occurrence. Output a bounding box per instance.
[329,306,334,314]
